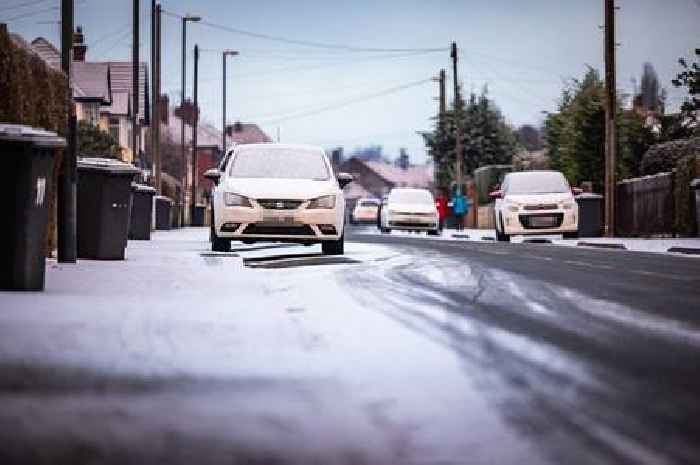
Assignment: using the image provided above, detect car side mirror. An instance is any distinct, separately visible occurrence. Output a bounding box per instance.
[489,190,503,199]
[337,172,353,189]
[572,187,583,196]
[204,168,222,186]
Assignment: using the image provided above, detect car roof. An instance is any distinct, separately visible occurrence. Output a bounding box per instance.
[505,170,563,177]
[390,187,430,193]
[234,143,325,152]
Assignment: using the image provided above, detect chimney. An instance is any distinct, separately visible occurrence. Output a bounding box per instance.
[159,94,169,125]
[73,25,87,61]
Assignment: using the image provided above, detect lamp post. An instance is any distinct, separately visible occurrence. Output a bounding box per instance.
[222,49,239,155]
[180,13,200,226]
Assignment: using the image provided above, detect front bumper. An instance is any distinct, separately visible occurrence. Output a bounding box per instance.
[387,213,438,230]
[216,205,342,241]
[502,208,578,235]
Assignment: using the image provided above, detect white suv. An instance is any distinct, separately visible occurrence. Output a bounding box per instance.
[207,144,352,254]
[492,170,579,242]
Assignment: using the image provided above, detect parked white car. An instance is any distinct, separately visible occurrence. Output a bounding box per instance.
[351,198,380,224]
[492,170,580,242]
[206,144,353,254]
[379,188,439,235]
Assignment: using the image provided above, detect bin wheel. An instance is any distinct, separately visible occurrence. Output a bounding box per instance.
[563,231,579,239]
[211,217,231,252]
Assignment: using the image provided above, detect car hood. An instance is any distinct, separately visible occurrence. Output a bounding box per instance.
[388,202,437,214]
[504,192,574,204]
[224,177,337,200]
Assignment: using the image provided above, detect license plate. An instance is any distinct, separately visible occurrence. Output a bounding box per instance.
[530,216,556,227]
[263,214,295,224]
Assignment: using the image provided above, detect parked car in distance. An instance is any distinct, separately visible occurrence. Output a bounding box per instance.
[206,144,353,254]
[351,198,380,224]
[491,170,580,242]
[379,188,439,235]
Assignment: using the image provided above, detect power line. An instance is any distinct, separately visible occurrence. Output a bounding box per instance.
[251,78,432,125]
[162,9,448,53]
[0,0,51,13]
[1,4,57,22]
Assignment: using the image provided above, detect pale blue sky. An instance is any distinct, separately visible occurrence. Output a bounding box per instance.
[4,0,699,162]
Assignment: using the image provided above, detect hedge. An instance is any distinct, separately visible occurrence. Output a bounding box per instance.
[674,154,699,237]
[1,24,70,255]
[641,137,700,175]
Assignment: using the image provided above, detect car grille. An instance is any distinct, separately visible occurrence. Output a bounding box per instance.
[523,203,558,211]
[390,221,436,228]
[395,212,434,216]
[256,199,304,210]
[519,213,564,229]
[242,224,315,236]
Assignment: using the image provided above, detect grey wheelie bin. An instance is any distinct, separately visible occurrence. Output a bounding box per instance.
[576,193,603,237]
[154,196,173,230]
[77,158,139,260]
[1,124,65,290]
[129,183,156,240]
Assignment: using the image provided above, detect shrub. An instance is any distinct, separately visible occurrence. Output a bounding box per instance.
[674,154,699,237]
[641,137,700,175]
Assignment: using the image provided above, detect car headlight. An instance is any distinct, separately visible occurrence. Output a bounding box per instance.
[504,201,520,212]
[224,192,252,207]
[308,195,336,209]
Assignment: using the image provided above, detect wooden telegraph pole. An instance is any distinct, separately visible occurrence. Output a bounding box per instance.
[191,44,199,225]
[604,0,617,237]
[132,0,139,165]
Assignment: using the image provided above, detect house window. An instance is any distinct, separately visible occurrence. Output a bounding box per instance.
[85,104,99,126]
[109,117,120,142]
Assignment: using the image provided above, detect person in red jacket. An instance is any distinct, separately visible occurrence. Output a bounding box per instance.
[435,189,448,232]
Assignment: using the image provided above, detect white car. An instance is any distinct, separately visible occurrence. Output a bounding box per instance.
[351,198,380,224]
[492,170,580,242]
[379,188,439,235]
[206,144,353,254]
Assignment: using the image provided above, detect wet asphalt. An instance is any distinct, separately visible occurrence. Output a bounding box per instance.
[0,227,699,465]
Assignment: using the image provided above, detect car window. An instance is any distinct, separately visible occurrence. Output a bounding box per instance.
[504,172,570,194]
[389,189,434,204]
[229,146,330,180]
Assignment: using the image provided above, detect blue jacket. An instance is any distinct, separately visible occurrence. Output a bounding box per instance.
[452,195,467,215]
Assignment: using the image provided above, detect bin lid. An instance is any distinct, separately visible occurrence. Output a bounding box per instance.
[132,183,156,194]
[575,193,603,200]
[78,157,141,175]
[154,195,174,204]
[691,178,700,189]
[0,123,66,147]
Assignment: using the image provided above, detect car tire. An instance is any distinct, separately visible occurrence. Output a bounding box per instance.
[563,231,579,239]
[496,215,510,242]
[322,234,344,255]
[211,221,231,252]
[428,229,439,236]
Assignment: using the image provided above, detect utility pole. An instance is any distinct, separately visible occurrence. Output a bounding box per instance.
[132,0,139,166]
[604,0,617,237]
[58,0,76,263]
[154,2,162,193]
[150,0,157,190]
[432,69,446,190]
[191,44,199,225]
[222,50,239,154]
[451,42,463,191]
[438,68,446,116]
[181,14,200,225]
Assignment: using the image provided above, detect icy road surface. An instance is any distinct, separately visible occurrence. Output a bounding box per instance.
[1,227,699,465]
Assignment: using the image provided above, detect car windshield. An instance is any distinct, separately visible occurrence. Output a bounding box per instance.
[390,189,434,204]
[359,200,379,207]
[505,172,570,194]
[229,146,330,180]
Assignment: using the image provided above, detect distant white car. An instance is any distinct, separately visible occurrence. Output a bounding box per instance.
[379,188,439,235]
[351,198,380,224]
[207,144,353,254]
[491,170,580,242]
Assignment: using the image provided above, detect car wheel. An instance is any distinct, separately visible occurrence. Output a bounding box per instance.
[322,234,344,255]
[563,231,579,239]
[428,229,439,236]
[497,215,510,242]
[211,222,231,252]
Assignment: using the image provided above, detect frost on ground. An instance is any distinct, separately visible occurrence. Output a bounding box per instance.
[0,227,545,465]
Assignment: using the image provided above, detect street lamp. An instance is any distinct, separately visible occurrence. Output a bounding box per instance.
[180,13,200,226]
[222,49,239,154]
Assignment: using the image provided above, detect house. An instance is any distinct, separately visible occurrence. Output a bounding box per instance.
[338,157,434,210]
[26,28,150,163]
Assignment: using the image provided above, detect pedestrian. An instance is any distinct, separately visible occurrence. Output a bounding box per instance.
[435,189,448,232]
[452,186,467,231]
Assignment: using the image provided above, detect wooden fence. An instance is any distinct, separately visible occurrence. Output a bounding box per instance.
[616,173,675,237]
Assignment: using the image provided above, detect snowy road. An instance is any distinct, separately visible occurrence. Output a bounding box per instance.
[1,227,699,465]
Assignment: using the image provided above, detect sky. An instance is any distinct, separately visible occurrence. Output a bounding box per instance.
[3,0,699,163]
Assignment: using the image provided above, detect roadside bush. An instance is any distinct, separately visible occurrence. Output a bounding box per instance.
[641,137,700,175]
